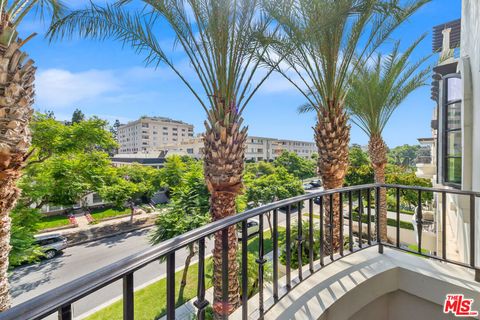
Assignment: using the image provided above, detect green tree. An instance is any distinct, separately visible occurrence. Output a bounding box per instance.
[160,155,187,194]
[349,145,370,168]
[273,151,316,180]
[388,144,421,168]
[386,165,433,208]
[346,37,430,240]
[264,0,427,253]
[244,166,304,232]
[150,161,210,302]
[71,108,85,124]
[11,114,117,269]
[48,1,281,314]
[280,222,320,269]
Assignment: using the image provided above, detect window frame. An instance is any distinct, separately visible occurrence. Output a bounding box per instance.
[442,73,462,188]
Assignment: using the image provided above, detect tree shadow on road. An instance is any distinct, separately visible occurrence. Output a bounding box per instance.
[83,228,152,249]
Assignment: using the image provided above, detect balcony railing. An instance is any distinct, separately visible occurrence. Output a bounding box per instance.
[1,184,479,320]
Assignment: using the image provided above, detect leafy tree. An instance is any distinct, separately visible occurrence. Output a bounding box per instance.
[101,164,161,222]
[150,161,210,302]
[345,164,374,187]
[244,166,304,232]
[386,165,433,208]
[110,119,121,140]
[388,144,421,168]
[71,108,85,124]
[263,0,427,253]
[280,222,320,269]
[0,1,65,308]
[49,0,280,313]
[273,151,316,180]
[160,155,187,194]
[349,145,370,168]
[244,161,276,178]
[11,114,117,269]
[9,206,43,267]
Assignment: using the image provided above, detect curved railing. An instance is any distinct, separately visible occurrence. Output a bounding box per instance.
[0,184,479,320]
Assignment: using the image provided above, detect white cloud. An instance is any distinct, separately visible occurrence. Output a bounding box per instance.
[36,69,121,107]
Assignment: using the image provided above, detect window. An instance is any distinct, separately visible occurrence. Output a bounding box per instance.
[443,75,462,186]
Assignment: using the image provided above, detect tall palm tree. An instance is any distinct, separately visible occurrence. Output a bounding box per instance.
[0,0,64,311]
[47,1,277,317]
[346,36,430,241]
[263,0,428,253]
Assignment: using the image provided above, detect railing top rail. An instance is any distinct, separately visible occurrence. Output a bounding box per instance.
[379,183,480,197]
[1,183,478,320]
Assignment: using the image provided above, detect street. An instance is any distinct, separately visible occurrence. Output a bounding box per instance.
[9,210,291,319]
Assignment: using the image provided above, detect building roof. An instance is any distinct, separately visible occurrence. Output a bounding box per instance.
[432,18,461,52]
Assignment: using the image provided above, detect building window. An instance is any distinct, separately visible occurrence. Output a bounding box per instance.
[443,74,462,186]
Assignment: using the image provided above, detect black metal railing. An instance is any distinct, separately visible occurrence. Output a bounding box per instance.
[1,184,479,320]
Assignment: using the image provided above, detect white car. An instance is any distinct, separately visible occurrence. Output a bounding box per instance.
[237,219,260,239]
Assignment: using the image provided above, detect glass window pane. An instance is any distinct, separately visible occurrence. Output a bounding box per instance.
[446,157,462,184]
[446,131,462,156]
[447,77,462,102]
[446,102,461,130]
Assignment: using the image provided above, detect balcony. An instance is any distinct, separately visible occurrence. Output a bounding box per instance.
[1,184,479,320]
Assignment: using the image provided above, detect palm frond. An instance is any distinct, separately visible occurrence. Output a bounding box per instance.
[346,34,431,137]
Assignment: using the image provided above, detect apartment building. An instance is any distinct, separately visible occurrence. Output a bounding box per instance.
[117,116,194,153]
[419,4,480,264]
[159,135,316,161]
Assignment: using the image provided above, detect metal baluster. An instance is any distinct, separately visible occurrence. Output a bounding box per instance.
[166,252,175,320]
[123,273,134,320]
[319,196,324,267]
[376,187,383,253]
[297,201,303,281]
[241,221,248,320]
[470,195,475,268]
[272,209,279,302]
[257,215,266,319]
[396,188,401,248]
[329,194,334,261]
[194,238,208,320]
[221,229,229,320]
[367,189,371,245]
[308,198,314,273]
[358,190,363,248]
[348,191,353,252]
[339,192,344,256]
[417,190,423,254]
[58,305,72,320]
[286,205,291,290]
[442,192,447,260]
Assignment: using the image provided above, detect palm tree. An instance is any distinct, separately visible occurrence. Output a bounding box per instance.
[263,0,428,253]
[346,36,430,241]
[0,0,64,311]
[47,1,277,316]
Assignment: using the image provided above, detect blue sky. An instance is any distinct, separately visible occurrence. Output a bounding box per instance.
[23,0,461,147]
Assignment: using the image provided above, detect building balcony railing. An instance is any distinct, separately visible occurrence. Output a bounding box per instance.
[0,184,479,320]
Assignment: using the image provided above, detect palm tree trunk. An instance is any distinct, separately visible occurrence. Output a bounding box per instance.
[314,100,350,254]
[368,134,388,242]
[0,40,35,311]
[204,102,246,318]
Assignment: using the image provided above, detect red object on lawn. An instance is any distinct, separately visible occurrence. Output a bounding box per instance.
[85,213,95,223]
[68,215,77,225]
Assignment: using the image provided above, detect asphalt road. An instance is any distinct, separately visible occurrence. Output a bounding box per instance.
[8,209,293,319]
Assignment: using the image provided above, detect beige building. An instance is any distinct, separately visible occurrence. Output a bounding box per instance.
[160,135,316,161]
[117,116,194,153]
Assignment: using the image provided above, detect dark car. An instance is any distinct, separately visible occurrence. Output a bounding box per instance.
[310,180,322,188]
[34,234,67,259]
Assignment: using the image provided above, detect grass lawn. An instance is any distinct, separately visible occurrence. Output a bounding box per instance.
[37,215,70,230]
[87,228,285,320]
[303,212,414,230]
[90,207,131,221]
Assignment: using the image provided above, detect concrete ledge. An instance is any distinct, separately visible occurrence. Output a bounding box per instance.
[240,247,480,320]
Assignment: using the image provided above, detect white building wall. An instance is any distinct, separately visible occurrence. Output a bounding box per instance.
[461,0,480,265]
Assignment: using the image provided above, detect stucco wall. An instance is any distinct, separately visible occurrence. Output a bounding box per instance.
[461,0,480,266]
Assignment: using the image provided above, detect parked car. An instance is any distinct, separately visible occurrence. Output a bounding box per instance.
[303,183,314,190]
[237,219,260,239]
[310,180,322,188]
[34,234,67,259]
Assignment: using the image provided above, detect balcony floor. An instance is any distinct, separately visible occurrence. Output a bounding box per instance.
[234,247,480,320]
